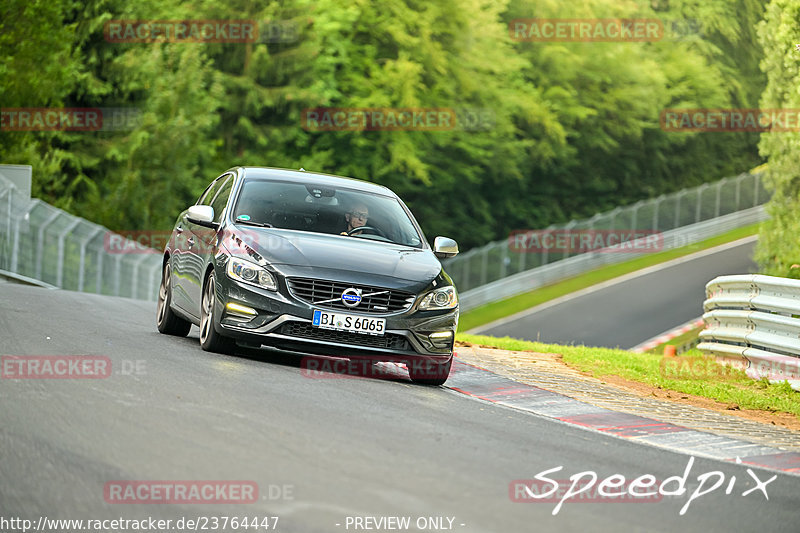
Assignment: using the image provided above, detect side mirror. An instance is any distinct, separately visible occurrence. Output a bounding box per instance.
[433,236,459,259]
[187,205,217,228]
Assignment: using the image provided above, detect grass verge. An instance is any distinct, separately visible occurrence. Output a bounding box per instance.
[646,326,703,355]
[457,333,800,419]
[458,223,761,332]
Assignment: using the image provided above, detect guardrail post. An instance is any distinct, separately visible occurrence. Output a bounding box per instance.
[0,186,10,244]
[631,201,641,230]
[674,190,684,228]
[463,255,471,291]
[695,184,708,223]
[735,174,743,211]
[36,211,62,280]
[610,208,622,231]
[56,219,82,287]
[113,254,122,296]
[95,249,104,294]
[78,228,103,292]
[479,245,489,286]
[500,241,509,279]
[754,173,760,205]
[652,194,664,231]
[544,223,557,262]
[10,205,32,273]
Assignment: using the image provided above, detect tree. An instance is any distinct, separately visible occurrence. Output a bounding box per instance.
[754,0,800,277]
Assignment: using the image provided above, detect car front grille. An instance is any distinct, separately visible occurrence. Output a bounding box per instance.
[277,322,411,351]
[287,277,415,314]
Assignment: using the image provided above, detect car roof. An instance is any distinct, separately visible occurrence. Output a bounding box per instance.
[234,167,397,197]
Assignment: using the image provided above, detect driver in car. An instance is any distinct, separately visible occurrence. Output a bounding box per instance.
[340,203,370,235]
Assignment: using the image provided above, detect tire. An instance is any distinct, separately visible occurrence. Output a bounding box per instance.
[408,356,452,386]
[156,261,191,337]
[199,270,236,354]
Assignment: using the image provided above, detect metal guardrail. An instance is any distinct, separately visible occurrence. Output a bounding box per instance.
[699,274,800,390]
[459,205,767,311]
[444,172,767,294]
[0,167,769,307]
[0,172,162,301]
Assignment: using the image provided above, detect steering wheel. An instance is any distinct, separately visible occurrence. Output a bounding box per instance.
[347,225,387,238]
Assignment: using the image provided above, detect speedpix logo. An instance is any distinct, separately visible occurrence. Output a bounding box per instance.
[511,456,776,516]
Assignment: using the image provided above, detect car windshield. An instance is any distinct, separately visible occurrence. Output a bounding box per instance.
[231,178,424,248]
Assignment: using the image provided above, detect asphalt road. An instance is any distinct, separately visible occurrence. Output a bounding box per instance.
[475,238,758,349]
[2,281,798,533]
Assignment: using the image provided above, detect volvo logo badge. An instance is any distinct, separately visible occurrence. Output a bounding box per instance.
[341,288,362,307]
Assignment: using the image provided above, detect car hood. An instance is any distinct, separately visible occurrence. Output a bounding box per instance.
[221,226,441,286]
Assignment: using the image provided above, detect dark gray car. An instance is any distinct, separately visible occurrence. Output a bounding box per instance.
[156,167,459,385]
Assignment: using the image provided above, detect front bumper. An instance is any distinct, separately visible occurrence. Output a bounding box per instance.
[213,272,458,364]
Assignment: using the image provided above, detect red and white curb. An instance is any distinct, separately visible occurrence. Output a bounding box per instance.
[630,317,705,353]
[446,359,800,476]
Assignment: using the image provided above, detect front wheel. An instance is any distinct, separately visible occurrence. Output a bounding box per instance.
[156,262,191,336]
[199,270,236,354]
[408,357,452,386]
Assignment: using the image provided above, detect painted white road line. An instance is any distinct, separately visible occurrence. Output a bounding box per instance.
[468,235,758,335]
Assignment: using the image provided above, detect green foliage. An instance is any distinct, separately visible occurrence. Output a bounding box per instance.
[754,0,800,278]
[0,0,771,251]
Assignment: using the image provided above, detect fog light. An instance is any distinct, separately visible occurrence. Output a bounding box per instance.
[429,331,453,348]
[226,302,257,318]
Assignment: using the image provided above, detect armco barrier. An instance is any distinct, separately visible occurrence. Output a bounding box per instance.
[0,166,769,305]
[444,172,767,294]
[699,274,800,390]
[0,171,162,301]
[458,205,767,311]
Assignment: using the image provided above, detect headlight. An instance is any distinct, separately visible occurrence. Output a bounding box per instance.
[226,257,277,291]
[419,285,458,310]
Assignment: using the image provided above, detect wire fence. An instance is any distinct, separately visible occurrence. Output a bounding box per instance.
[0,169,767,302]
[0,172,162,300]
[442,172,768,293]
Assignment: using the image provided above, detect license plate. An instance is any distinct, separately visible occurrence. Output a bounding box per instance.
[312,310,385,336]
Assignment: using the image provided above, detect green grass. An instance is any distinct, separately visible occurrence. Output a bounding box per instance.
[645,325,704,355]
[458,223,761,332]
[457,334,800,418]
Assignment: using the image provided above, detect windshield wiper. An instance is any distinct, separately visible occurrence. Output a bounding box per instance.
[236,219,273,228]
